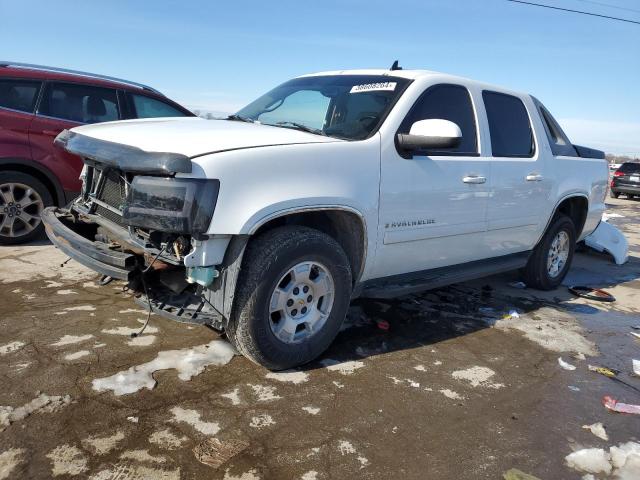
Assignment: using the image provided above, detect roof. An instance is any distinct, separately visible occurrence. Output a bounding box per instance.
[0,61,163,96]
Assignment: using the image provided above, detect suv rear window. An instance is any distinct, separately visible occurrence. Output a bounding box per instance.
[39,82,119,124]
[0,79,41,113]
[483,91,534,157]
[618,162,640,173]
[131,94,188,118]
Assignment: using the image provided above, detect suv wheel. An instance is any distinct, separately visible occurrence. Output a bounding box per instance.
[610,190,619,199]
[522,214,576,290]
[227,226,352,370]
[0,171,53,245]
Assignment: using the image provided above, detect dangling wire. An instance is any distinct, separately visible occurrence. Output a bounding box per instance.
[131,242,171,338]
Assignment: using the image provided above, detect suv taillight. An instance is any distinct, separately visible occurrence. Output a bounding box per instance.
[613,171,624,177]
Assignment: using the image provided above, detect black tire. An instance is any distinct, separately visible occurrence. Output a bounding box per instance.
[0,171,53,245]
[227,226,352,370]
[522,214,576,291]
[610,190,619,199]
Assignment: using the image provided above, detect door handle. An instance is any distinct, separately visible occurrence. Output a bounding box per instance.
[463,175,486,184]
[526,173,543,182]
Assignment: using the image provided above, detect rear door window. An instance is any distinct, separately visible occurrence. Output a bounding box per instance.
[399,84,478,155]
[483,91,534,157]
[0,79,42,113]
[130,94,189,118]
[39,82,119,124]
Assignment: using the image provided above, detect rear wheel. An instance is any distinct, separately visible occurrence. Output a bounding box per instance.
[522,214,576,290]
[0,171,53,245]
[610,190,619,199]
[227,226,352,370]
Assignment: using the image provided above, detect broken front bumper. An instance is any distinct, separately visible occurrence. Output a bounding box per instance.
[41,207,137,280]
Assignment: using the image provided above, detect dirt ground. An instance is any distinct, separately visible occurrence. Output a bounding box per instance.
[1,197,639,480]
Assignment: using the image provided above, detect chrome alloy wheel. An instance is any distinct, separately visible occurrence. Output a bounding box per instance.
[0,182,44,239]
[268,261,335,344]
[547,230,570,278]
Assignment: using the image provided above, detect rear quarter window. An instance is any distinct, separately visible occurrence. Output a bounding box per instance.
[483,91,534,158]
[0,79,41,113]
[130,94,189,118]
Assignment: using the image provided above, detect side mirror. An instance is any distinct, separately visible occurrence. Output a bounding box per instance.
[397,119,462,152]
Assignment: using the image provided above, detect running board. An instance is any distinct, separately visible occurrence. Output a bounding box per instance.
[359,251,531,299]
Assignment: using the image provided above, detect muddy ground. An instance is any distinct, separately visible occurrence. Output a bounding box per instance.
[1,197,639,480]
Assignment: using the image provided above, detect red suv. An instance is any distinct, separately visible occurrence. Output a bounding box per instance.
[0,61,194,244]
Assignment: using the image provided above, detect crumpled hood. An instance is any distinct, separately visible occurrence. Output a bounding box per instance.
[70,117,341,158]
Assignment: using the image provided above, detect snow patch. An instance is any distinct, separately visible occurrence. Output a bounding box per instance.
[102,320,158,336]
[0,448,25,480]
[51,334,94,347]
[1,393,72,431]
[56,289,77,295]
[414,365,427,372]
[92,340,235,395]
[439,389,463,400]
[494,307,597,355]
[223,468,261,480]
[566,448,612,475]
[89,464,180,480]
[0,341,25,356]
[127,335,156,347]
[322,359,365,375]
[171,406,219,435]
[64,305,96,312]
[301,471,318,480]
[221,388,241,405]
[120,449,166,464]
[249,414,275,428]
[451,366,504,389]
[248,384,281,402]
[149,429,188,450]
[64,350,90,361]
[302,406,320,415]
[265,370,309,384]
[338,440,356,455]
[566,441,640,478]
[82,431,125,455]
[582,422,609,441]
[119,308,148,314]
[46,445,87,476]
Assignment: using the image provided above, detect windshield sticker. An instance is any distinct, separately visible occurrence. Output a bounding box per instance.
[350,82,397,94]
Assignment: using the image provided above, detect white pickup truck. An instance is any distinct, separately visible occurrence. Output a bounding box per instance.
[42,67,608,369]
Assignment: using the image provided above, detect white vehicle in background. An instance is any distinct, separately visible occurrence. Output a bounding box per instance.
[609,163,622,172]
[42,64,609,370]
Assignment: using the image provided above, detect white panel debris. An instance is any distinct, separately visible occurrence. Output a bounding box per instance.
[92,340,235,395]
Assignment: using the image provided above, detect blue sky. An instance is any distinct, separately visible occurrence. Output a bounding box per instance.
[1,0,638,155]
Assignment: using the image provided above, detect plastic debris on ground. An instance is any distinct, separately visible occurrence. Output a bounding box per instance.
[508,281,527,289]
[588,365,619,378]
[630,332,640,340]
[502,468,541,480]
[502,310,520,320]
[193,438,249,469]
[566,441,640,478]
[633,359,640,377]
[568,385,581,392]
[568,286,616,303]
[582,422,609,441]
[602,396,640,415]
[558,357,577,371]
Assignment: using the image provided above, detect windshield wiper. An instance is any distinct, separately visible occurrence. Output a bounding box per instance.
[226,114,254,123]
[273,121,327,136]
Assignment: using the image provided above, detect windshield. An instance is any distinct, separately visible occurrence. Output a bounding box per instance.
[234,75,411,140]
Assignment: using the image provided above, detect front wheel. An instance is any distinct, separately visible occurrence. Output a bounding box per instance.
[522,214,576,290]
[227,226,352,370]
[0,171,53,245]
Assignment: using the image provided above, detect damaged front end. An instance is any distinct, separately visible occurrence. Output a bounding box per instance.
[42,130,236,329]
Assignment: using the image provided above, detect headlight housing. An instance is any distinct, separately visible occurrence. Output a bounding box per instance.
[122,177,220,234]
